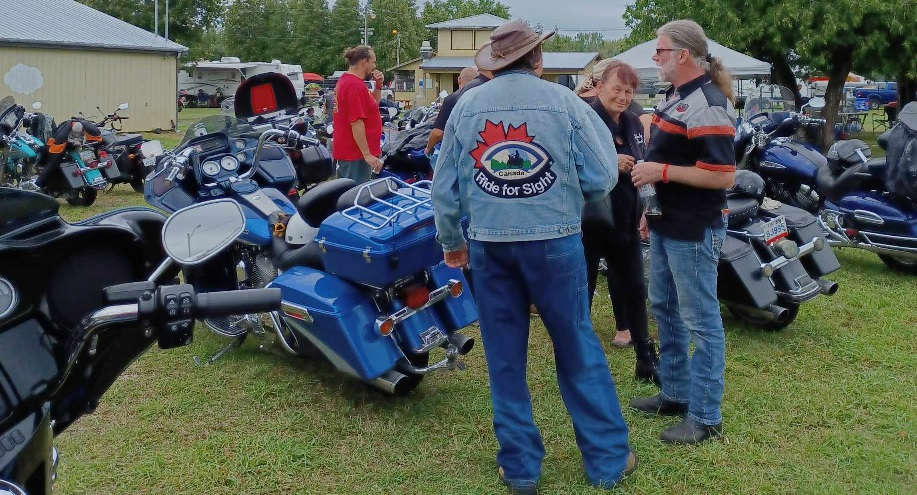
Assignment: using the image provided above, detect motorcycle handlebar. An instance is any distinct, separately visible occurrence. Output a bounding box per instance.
[196,288,283,318]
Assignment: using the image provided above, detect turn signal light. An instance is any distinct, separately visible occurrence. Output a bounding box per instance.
[379,318,395,336]
[761,264,775,278]
[449,281,464,298]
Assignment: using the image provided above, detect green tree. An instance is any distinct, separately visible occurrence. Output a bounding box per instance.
[223,0,291,63]
[327,0,362,72]
[543,31,606,53]
[368,0,425,74]
[78,0,222,52]
[622,0,911,150]
[290,0,335,75]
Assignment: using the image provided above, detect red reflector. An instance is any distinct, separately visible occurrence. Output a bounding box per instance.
[87,161,98,169]
[288,188,298,197]
[72,169,81,177]
[844,228,859,238]
[402,284,430,310]
[99,151,108,158]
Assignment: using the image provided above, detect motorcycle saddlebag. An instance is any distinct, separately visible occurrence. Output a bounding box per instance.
[316,187,441,288]
[717,236,778,308]
[297,144,333,185]
[100,154,126,181]
[59,161,88,189]
[762,203,840,277]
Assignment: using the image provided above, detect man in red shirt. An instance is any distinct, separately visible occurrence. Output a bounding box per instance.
[332,45,385,184]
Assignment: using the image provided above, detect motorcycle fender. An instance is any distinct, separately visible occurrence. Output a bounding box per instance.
[269,267,402,381]
[0,406,53,494]
[717,236,779,309]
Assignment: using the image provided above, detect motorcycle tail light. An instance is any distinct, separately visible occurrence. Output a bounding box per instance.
[72,169,82,177]
[449,281,463,298]
[288,188,298,197]
[402,284,430,310]
[99,151,108,158]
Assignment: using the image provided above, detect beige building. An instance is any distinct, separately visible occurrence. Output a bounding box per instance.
[390,14,601,107]
[0,0,187,132]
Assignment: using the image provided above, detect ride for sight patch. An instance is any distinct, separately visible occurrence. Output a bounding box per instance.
[470,120,556,198]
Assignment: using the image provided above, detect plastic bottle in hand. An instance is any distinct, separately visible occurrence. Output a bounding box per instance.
[637,160,662,216]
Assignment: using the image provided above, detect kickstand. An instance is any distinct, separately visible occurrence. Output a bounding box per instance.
[194,334,246,366]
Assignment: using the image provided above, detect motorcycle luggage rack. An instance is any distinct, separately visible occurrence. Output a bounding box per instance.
[341,177,434,229]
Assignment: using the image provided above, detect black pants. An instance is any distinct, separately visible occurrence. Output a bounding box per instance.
[583,228,650,350]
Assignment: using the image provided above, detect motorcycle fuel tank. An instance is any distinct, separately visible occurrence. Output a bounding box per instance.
[758,140,826,181]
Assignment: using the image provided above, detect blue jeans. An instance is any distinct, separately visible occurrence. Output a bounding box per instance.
[469,235,630,488]
[648,226,726,425]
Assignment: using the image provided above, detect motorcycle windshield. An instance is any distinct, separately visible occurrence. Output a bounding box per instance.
[179,115,256,147]
[743,85,796,120]
[0,97,22,135]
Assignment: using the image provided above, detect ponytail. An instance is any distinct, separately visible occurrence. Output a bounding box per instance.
[708,56,735,103]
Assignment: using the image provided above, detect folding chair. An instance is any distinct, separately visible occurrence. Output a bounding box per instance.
[872,104,898,134]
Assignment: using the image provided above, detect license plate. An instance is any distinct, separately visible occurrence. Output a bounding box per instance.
[142,156,156,168]
[763,215,789,245]
[78,150,95,162]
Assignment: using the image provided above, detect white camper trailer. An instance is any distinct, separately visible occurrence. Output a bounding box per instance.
[179,57,305,102]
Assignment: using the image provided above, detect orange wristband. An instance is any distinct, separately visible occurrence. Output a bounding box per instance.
[662,164,670,183]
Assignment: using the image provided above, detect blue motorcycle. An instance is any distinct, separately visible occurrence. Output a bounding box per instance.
[0,97,46,188]
[144,115,477,395]
[737,87,917,273]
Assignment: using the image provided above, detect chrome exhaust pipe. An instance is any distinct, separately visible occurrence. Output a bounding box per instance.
[817,279,839,296]
[729,302,790,323]
[447,332,475,355]
[370,369,410,395]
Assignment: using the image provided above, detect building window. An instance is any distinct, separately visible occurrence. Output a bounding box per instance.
[556,74,578,90]
[393,71,415,92]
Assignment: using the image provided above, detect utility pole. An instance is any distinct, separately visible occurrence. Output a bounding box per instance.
[154,0,159,36]
[165,0,169,40]
[392,30,401,65]
[362,3,375,45]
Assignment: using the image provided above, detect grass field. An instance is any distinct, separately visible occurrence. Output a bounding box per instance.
[47,109,916,494]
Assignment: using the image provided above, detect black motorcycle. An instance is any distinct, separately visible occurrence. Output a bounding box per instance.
[0,189,281,494]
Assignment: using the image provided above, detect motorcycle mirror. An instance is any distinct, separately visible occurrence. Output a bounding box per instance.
[387,107,398,118]
[0,480,27,495]
[31,101,42,110]
[161,199,245,265]
[807,97,826,110]
[118,103,129,111]
[438,90,448,99]
[140,139,165,158]
[325,124,333,135]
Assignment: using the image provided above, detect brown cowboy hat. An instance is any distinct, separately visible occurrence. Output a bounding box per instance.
[474,20,555,71]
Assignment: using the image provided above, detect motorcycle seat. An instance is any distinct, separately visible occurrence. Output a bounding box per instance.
[726,196,759,229]
[816,162,871,202]
[275,240,324,272]
[114,133,143,148]
[297,178,357,226]
[866,158,888,180]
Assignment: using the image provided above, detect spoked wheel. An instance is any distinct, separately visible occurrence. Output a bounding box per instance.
[727,302,799,331]
[66,187,97,207]
[878,254,917,274]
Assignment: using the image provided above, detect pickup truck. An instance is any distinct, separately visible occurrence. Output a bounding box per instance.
[854,82,897,110]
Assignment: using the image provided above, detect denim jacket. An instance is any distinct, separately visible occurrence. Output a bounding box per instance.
[432,70,618,252]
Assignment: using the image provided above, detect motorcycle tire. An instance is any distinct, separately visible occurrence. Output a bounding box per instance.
[66,187,98,207]
[727,302,799,331]
[130,177,145,193]
[878,254,917,274]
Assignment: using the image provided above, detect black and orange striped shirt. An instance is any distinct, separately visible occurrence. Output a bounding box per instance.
[646,74,737,241]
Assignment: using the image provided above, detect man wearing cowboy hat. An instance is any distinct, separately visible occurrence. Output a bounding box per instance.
[432,20,636,493]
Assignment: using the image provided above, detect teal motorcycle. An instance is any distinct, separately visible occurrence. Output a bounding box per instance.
[0,97,47,188]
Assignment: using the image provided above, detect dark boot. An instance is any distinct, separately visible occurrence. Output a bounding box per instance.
[629,394,687,416]
[633,338,660,388]
[660,417,722,445]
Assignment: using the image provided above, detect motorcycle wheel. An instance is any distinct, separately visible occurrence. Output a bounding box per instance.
[66,188,97,207]
[130,176,145,193]
[727,302,799,331]
[878,254,917,274]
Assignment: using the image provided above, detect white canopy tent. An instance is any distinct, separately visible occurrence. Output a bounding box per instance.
[614,39,771,81]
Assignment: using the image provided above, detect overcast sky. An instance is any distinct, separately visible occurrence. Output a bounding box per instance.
[328,1,635,39]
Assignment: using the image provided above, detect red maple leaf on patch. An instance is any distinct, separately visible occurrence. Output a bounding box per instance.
[470,121,535,168]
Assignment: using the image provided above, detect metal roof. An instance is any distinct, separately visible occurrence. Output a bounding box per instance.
[0,0,187,54]
[425,14,509,30]
[420,52,601,72]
